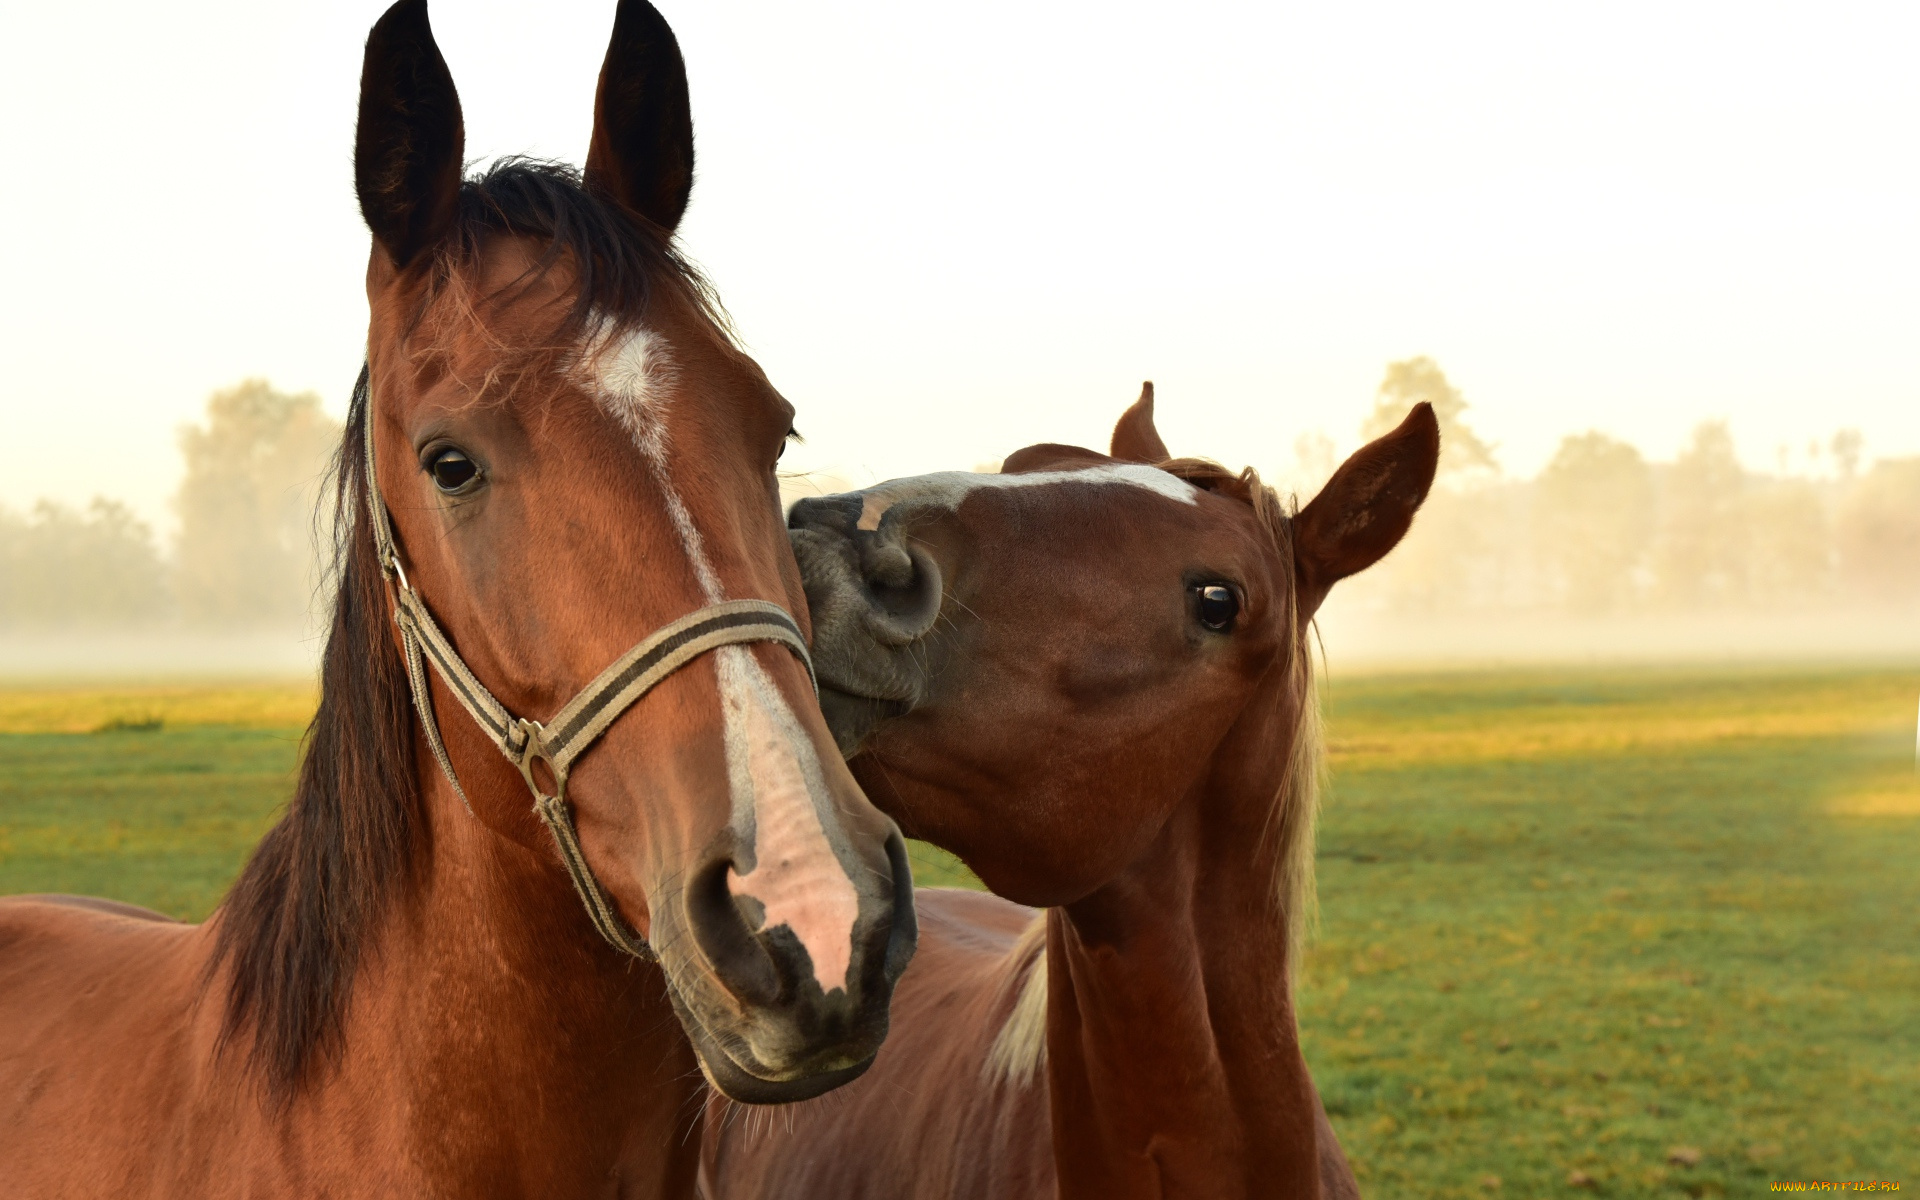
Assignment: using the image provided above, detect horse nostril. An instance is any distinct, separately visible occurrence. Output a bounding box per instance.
[790,503,944,651]
[685,856,780,1007]
[859,542,943,645]
[864,543,916,589]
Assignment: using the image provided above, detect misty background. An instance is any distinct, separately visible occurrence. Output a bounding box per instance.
[5,356,1915,675]
[2,0,1915,673]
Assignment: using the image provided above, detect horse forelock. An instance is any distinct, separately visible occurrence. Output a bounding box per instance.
[438,157,732,347]
[382,158,735,408]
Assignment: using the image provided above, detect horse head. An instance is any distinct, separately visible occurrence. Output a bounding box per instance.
[787,385,1437,906]
[349,0,914,1102]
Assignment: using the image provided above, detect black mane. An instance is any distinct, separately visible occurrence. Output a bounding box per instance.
[210,366,417,1098]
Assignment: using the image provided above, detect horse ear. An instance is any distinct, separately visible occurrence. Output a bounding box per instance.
[1293,402,1440,604]
[1110,382,1170,463]
[584,0,695,232]
[355,0,465,270]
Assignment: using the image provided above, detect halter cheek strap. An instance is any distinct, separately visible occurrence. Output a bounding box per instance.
[363,410,815,960]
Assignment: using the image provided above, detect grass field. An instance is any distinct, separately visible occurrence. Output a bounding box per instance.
[1303,667,1920,1196]
[0,667,1914,1194]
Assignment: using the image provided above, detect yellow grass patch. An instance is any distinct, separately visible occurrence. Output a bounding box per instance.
[1828,780,1920,817]
[0,682,318,734]
[1328,673,1918,768]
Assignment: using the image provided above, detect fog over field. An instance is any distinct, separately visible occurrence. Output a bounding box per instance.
[4,359,1915,678]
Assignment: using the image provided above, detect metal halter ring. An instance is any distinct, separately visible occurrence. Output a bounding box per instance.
[510,718,568,803]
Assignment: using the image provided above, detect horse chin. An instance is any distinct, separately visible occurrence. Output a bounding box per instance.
[665,985,881,1104]
[817,686,910,758]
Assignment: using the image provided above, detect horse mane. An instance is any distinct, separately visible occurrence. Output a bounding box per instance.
[1155,457,1324,963]
[982,916,1049,1089]
[209,368,418,1099]
[210,158,717,1099]
[983,458,1327,1090]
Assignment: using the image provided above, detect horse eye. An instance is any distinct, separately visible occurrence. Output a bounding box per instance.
[428,447,480,494]
[1195,584,1239,632]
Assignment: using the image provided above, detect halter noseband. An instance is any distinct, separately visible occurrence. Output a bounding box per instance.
[362,406,814,961]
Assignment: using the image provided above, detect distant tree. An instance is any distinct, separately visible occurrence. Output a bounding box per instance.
[1654,421,1749,609]
[1745,478,1831,609]
[1360,357,1497,481]
[0,499,168,627]
[1836,457,1920,608]
[173,380,340,628]
[1830,429,1863,480]
[1349,481,1533,615]
[1350,359,1514,613]
[1534,432,1652,613]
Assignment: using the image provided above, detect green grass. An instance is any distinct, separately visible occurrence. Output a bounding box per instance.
[903,838,982,890]
[0,682,979,914]
[1304,667,1920,1196]
[0,668,1912,1193]
[0,725,298,918]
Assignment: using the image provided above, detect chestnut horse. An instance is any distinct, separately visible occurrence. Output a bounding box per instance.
[703,392,1439,1197]
[0,2,913,1194]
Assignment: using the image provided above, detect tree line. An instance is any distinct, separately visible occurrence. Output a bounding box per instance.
[1334,359,1920,616]
[0,381,339,630]
[5,366,1916,630]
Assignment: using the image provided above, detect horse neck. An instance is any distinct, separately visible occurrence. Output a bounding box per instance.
[1043,669,1321,1200]
[328,755,703,1193]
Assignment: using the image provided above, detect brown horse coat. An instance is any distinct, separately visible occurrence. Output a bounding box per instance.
[705,391,1439,1197]
[0,4,913,1194]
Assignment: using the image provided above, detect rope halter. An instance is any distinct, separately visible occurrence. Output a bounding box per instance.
[361,404,815,960]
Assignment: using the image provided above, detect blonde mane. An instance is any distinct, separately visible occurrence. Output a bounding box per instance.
[982,917,1049,1089]
[1157,457,1325,961]
[981,458,1327,1090]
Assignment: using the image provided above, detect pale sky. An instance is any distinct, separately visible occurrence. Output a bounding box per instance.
[3,0,1915,536]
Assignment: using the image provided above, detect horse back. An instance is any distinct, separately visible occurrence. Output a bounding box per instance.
[0,896,221,1195]
[14,893,177,922]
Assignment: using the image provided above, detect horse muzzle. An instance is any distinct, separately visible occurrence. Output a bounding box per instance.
[658,827,917,1103]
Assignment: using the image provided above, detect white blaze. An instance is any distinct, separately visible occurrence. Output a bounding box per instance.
[717,646,861,992]
[855,463,1199,531]
[584,320,860,992]
[581,321,723,599]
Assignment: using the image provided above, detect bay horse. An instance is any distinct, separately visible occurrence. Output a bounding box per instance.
[0,2,913,1194]
[703,391,1439,1197]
